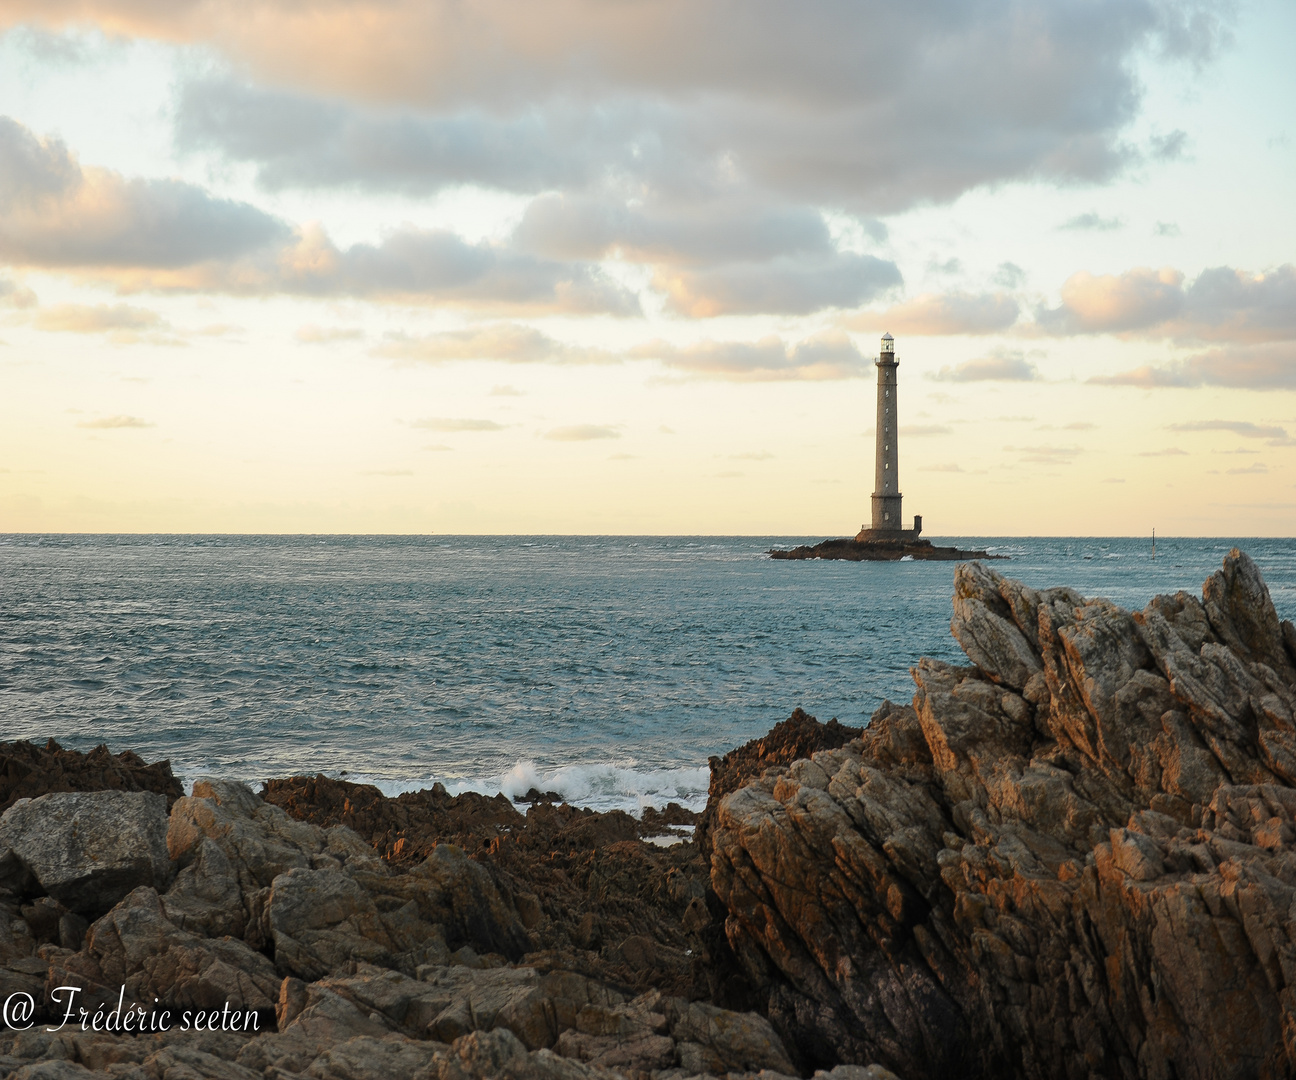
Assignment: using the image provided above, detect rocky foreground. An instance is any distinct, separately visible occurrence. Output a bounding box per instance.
[3,549,1296,1079]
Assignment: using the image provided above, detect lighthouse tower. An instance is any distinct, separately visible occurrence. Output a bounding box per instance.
[871,333,902,531]
[857,333,921,541]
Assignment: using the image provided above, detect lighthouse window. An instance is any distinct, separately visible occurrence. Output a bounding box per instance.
[883,512,889,520]
[885,389,889,397]
[884,462,889,469]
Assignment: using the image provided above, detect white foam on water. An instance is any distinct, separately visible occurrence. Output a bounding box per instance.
[356,760,711,817]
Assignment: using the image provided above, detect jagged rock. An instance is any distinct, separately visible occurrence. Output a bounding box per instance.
[711,548,1296,1079]
[816,1067,902,1080]
[697,709,864,852]
[45,885,280,1021]
[0,792,171,916]
[425,1027,618,1080]
[265,868,398,980]
[163,780,386,948]
[670,999,796,1076]
[168,780,384,892]
[304,1033,446,1080]
[415,963,621,1049]
[347,844,529,963]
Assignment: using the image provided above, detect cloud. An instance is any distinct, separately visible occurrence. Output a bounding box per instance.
[1037,267,1183,334]
[994,263,1025,289]
[0,7,1243,326]
[177,78,610,197]
[631,330,868,381]
[1091,343,1296,389]
[854,291,1019,336]
[0,277,37,309]
[1176,265,1296,342]
[374,324,612,364]
[0,117,637,315]
[1153,221,1181,237]
[0,116,288,269]
[270,225,640,314]
[933,349,1040,382]
[76,415,154,429]
[1226,462,1268,475]
[412,417,507,431]
[1008,444,1082,464]
[544,424,619,441]
[1168,420,1288,441]
[1060,212,1124,232]
[132,1,1235,216]
[372,326,875,381]
[490,385,522,396]
[511,190,846,264]
[33,303,165,333]
[70,218,639,315]
[296,325,364,344]
[1138,447,1188,456]
[655,252,900,317]
[1039,264,1296,342]
[1149,129,1188,161]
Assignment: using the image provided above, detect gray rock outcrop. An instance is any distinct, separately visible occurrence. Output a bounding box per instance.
[0,792,171,916]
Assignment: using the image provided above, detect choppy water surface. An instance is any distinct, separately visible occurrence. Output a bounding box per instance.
[2,535,1295,812]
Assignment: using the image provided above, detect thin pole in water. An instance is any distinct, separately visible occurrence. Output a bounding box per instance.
[1152,528,1156,560]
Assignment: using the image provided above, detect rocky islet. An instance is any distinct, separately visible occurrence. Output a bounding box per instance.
[767,538,1001,562]
[0,548,1293,1078]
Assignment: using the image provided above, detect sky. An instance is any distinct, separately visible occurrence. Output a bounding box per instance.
[0,0,1293,536]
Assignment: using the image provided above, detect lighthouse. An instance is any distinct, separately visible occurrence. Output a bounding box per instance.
[857,333,922,541]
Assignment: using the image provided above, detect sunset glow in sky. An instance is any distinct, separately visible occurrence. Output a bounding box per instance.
[1,1,1293,535]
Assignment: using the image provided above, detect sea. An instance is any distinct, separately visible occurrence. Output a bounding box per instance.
[3,535,1295,816]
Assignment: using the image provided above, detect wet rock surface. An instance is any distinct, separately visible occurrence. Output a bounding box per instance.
[4,548,1293,1079]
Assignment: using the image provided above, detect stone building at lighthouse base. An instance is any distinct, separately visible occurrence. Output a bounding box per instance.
[855,515,922,544]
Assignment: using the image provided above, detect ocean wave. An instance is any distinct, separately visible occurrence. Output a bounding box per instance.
[354,760,711,817]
